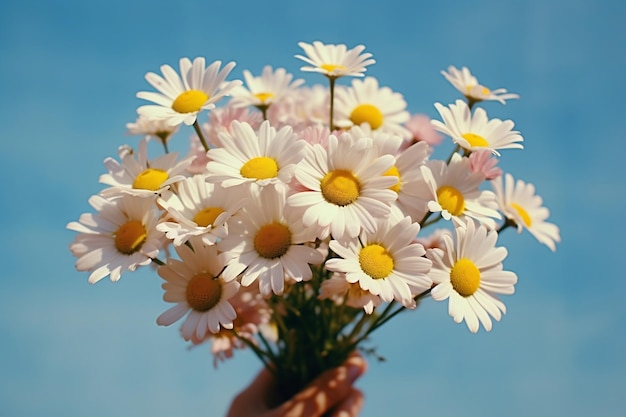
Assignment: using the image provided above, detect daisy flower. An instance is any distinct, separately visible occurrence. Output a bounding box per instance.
[426,220,518,333]
[404,113,444,147]
[126,114,179,146]
[206,120,306,190]
[99,138,193,198]
[325,216,433,310]
[229,65,304,109]
[334,77,411,138]
[136,57,241,126]
[156,175,248,246]
[295,41,375,79]
[287,132,398,240]
[319,273,383,314]
[432,99,523,155]
[441,65,519,105]
[67,194,164,284]
[414,153,501,228]
[156,238,239,341]
[491,173,561,251]
[219,185,324,296]
[469,149,502,180]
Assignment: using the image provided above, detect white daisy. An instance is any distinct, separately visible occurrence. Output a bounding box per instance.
[413,153,501,228]
[287,132,398,240]
[432,99,523,155]
[325,216,432,310]
[334,77,411,138]
[99,137,193,198]
[136,57,241,126]
[426,220,518,333]
[219,185,324,296]
[295,41,375,79]
[126,114,179,146]
[156,238,240,341]
[319,273,383,314]
[206,120,306,190]
[441,65,520,105]
[491,173,561,251]
[156,175,248,246]
[229,65,304,109]
[67,194,164,284]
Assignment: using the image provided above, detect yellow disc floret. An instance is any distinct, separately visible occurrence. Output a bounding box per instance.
[321,64,347,74]
[359,244,394,279]
[254,222,292,259]
[193,207,225,227]
[461,133,489,148]
[350,104,384,130]
[240,156,279,180]
[383,165,401,193]
[133,168,169,191]
[450,258,481,297]
[186,272,222,312]
[320,169,360,206]
[510,203,532,227]
[171,90,209,114]
[437,185,465,216]
[254,92,275,104]
[114,220,147,255]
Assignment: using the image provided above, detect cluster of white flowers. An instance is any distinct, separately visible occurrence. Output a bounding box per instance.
[68,41,560,364]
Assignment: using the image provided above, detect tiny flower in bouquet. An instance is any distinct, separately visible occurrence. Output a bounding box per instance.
[99,138,193,198]
[126,115,179,152]
[441,65,520,105]
[492,173,561,251]
[334,76,411,138]
[295,41,375,79]
[156,176,248,246]
[469,149,503,180]
[136,57,241,127]
[67,194,164,283]
[432,99,524,155]
[404,113,444,147]
[156,238,239,341]
[426,220,518,333]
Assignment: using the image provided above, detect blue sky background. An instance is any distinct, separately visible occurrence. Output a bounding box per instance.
[1,0,624,416]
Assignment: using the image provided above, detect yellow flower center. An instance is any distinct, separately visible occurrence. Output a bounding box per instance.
[350,104,384,130]
[114,220,147,255]
[186,272,222,312]
[383,165,401,193]
[171,90,209,114]
[254,92,275,103]
[193,207,225,227]
[321,64,347,73]
[240,156,279,180]
[461,133,489,148]
[254,222,292,259]
[510,203,532,227]
[465,85,490,95]
[320,169,360,206]
[436,185,465,216]
[132,168,169,191]
[450,258,481,297]
[359,244,394,279]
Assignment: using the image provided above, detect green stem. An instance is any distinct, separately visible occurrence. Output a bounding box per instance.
[498,217,516,233]
[328,76,336,130]
[151,257,165,266]
[193,120,210,152]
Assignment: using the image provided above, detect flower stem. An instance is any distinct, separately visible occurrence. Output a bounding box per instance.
[193,120,210,152]
[328,76,336,130]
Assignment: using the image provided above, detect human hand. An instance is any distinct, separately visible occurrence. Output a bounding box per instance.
[226,353,367,417]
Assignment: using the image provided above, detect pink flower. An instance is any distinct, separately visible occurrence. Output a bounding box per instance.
[405,114,443,146]
[469,149,502,180]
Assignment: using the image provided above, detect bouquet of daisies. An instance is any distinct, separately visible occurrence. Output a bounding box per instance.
[67,41,560,401]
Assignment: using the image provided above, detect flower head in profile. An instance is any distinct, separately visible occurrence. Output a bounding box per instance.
[99,138,193,198]
[219,185,324,296]
[287,132,398,240]
[295,41,375,79]
[426,220,517,333]
[334,77,411,138]
[126,115,179,146]
[441,66,519,105]
[156,238,240,341]
[229,66,304,110]
[432,100,523,155]
[136,57,241,126]
[325,216,433,311]
[67,194,164,284]
[492,173,561,251]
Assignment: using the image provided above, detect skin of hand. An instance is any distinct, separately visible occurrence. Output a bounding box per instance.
[226,353,367,417]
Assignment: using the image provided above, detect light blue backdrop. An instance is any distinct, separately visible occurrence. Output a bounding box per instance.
[1,0,623,416]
